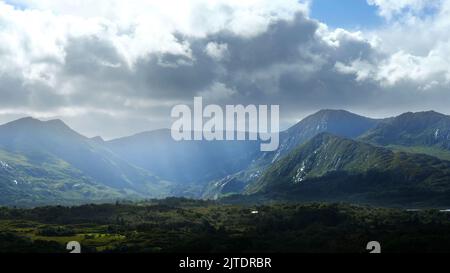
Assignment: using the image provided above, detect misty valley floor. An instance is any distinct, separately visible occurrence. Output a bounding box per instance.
[1,198,450,253]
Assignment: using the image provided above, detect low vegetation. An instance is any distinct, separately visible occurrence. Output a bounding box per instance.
[1,198,450,253]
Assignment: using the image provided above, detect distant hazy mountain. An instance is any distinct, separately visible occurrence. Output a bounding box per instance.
[244,133,450,207]
[107,129,260,190]
[0,118,171,206]
[204,110,381,199]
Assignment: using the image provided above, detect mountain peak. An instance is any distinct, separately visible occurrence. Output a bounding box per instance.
[386,110,448,125]
[315,109,355,116]
[0,117,84,140]
[301,109,379,124]
[4,117,69,127]
[2,116,48,130]
[397,110,447,120]
[286,109,379,142]
[44,118,74,130]
[90,136,105,143]
[360,110,450,148]
[9,116,40,125]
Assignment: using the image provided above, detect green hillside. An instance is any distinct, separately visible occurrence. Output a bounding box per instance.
[0,149,125,206]
[0,118,174,206]
[246,133,450,207]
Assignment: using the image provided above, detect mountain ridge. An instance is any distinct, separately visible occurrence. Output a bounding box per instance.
[0,117,173,206]
[203,109,383,199]
[360,110,450,159]
[244,132,450,207]
[1,109,450,206]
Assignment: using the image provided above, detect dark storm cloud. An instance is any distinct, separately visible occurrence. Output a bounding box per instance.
[0,73,67,111]
[165,12,386,116]
[132,52,217,99]
[209,13,318,71]
[63,36,126,77]
[50,11,391,129]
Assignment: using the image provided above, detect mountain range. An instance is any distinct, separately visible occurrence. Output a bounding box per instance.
[202,109,383,198]
[0,110,450,207]
[0,117,172,206]
[246,133,450,207]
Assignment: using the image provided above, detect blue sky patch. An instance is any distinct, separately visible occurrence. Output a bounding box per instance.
[311,0,383,29]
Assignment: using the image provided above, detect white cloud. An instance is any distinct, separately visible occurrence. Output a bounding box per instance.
[334,0,450,88]
[318,25,371,48]
[205,42,229,61]
[197,82,236,102]
[5,0,308,36]
[0,0,308,71]
[367,0,439,19]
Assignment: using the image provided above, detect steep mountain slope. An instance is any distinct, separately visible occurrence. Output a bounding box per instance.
[245,133,450,207]
[107,129,260,187]
[0,118,172,205]
[360,111,450,159]
[204,110,381,198]
[0,149,124,206]
[276,109,381,159]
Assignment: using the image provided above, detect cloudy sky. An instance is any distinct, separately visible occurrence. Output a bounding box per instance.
[0,0,449,139]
